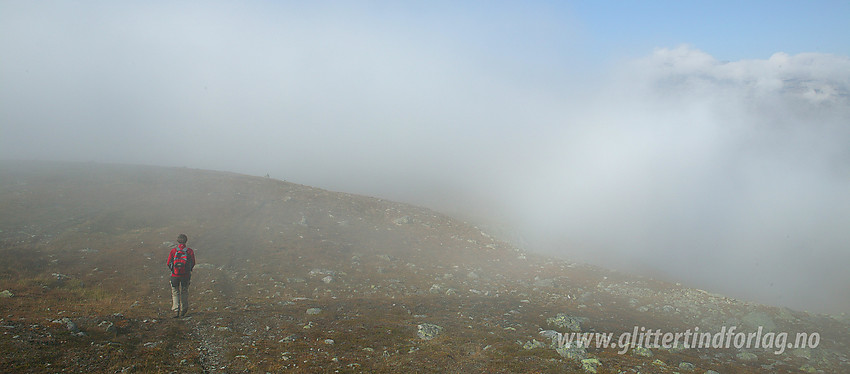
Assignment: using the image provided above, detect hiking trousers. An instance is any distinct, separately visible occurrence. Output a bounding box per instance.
[170,275,190,313]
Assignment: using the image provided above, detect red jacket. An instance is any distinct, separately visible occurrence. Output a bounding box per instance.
[167,244,196,277]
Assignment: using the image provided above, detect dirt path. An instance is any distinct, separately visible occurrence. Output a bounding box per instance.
[188,315,228,373]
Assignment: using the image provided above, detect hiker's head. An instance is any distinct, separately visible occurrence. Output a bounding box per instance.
[177,234,188,244]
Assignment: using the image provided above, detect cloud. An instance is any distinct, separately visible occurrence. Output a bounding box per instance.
[500,46,850,313]
[1,1,848,313]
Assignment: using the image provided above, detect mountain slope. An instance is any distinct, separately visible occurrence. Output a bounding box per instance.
[0,161,847,373]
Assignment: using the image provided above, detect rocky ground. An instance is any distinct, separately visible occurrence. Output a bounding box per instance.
[1,161,848,373]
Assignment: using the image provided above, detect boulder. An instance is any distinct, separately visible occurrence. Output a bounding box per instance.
[417,323,443,340]
[546,313,586,332]
[581,358,601,373]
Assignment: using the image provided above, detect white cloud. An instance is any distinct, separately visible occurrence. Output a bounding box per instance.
[502,46,850,313]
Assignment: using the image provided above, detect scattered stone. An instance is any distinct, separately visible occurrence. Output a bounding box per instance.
[80,248,98,253]
[522,339,546,350]
[632,346,653,357]
[663,341,687,354]
[736,351,758,362]
[581,358,601,373]
[445,288,457,296]
[278,335,296,343]
[0,290,13,298]
[393,216,413,225]
[546,313,586,332]
[324,339,334,345]
[417,323,443,340]
[555,344,587,361]
[52,273,70,281]
[308,268,335,277]
[799,364,818,373]
[705,371,721,374]
[62,318,81,334]
[679,362,695,371]
[194,263,216,270]
[467,271,479,279]
[539,330,559,340]
[98,321,116,333]
[306,308,322,315]
[429,284,443,294]
[322,276,334,284]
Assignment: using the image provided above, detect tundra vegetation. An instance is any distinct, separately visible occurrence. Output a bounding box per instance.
[0,161,847,373]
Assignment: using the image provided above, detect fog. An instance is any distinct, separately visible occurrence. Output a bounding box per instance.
[2,2,849,314]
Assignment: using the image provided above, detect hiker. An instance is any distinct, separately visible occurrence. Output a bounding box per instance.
[167,234,195,317]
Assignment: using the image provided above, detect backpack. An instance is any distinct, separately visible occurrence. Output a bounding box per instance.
[172,247,190,276]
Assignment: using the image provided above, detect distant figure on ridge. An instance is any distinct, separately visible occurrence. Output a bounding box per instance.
[167,233,195,318]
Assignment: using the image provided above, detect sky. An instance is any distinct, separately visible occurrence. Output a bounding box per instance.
[2,1,849,314]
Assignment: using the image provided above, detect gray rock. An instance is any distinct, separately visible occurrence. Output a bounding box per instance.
[98,320,116,333]
[632,346,653,357]
[278,335,297,343]
[62,318,82,335]
[522,339,546,350]
[581,358,601,373]
[538,330,560,340]
[799,364,818,373]
[308,268,335,277]
[429,284,443,294]
[306,308,322,315]
[704,371,721,374]
[393,216,413,225]
[546,313,586,332]
[322,276,334,284]
[556,344,587,361]
[736,351,758,362]
[417,323,443,340]
[679,362,695,371]
[0,290,13,298]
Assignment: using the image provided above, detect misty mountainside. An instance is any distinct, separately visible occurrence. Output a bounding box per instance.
[0,161,848,373]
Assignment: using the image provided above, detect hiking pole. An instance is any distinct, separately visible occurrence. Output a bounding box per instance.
[177,283,182,318]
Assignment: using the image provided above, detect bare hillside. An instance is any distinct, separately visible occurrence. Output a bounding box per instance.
[0,161,847,373]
